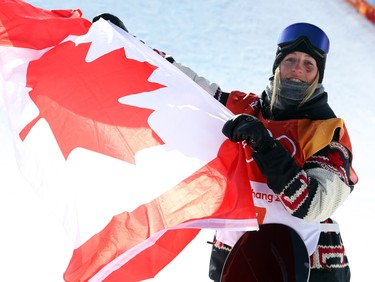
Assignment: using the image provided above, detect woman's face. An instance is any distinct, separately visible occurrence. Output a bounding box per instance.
[279,51,318,84]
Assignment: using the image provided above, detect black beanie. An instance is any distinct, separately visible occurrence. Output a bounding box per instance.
[272,38,327,83]
[272,23,329,83]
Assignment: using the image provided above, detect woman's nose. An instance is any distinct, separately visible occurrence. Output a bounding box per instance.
[291,60,303,71]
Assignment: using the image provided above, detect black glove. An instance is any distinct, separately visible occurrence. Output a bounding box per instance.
[222,114,274,151]
[92,13,128,32]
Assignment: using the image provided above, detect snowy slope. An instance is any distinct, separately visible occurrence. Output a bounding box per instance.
[1,0,374,281]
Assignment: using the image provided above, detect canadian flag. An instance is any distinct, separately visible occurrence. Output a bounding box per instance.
[0,1,258,281]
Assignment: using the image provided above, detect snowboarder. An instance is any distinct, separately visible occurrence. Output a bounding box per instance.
[91,15,358,281]
[208,22,358,282]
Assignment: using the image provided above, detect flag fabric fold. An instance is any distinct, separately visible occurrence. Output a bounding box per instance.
[0,1,258,281]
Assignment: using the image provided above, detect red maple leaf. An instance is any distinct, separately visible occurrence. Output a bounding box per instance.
[20,41,166,164]
[327,150,344,167]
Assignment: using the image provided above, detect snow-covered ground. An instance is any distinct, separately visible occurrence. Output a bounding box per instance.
[1,0,374,281]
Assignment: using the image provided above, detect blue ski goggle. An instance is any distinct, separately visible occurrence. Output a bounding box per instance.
[277,23,330,57]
